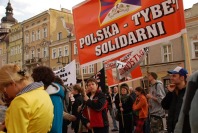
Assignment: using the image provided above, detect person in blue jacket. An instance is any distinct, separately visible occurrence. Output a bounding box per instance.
[32,66,64,133]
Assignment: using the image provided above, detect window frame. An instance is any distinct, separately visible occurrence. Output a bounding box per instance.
[52,48,57,59]
[161,44,173,63]
[192,41,198,59]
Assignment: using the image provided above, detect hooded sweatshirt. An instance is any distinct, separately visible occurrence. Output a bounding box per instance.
[46,82,64,133]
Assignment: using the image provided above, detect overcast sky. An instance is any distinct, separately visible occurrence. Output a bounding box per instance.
[0,0,197,22]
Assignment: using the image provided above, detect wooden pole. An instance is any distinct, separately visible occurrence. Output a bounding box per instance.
[118,83,125,128]
[182,33,192,74]
[80,68,93,133]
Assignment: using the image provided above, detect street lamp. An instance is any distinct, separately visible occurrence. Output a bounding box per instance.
[57,56,69,66]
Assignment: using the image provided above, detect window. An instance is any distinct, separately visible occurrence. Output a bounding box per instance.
[140,54,148,66]
[193,42,198,58]
[37,48,40,58]
[19,45,22,53]
[2,60,5,66]
[43,28,47,38]
[58,47,62,57]
[89,64,94,73]
[76,63,80,75]
[25,53,29,60]
[52,48,56,59]
[17,46,20,54]
[15,47,18,54]
[82,66,87,74]
[64,46,69,56]
[37,30,40,40]
[31,50,35,59]
[74,43,78,55]
[43,47,48,57]
[26,34,29,43]
[32,31,35,42]
[162,45,172,62]
[10,49,13,56]
[57,32,62,40]
[11,48,15,55]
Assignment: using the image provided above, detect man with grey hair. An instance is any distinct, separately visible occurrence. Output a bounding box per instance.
[147,72,166,133]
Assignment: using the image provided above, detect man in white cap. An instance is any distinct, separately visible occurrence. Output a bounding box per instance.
[161,66,188,133]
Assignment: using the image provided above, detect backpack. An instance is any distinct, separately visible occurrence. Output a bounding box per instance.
[155,81,167,94]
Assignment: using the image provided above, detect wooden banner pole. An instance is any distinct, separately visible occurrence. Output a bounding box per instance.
[80,68,93,133]
[182,33,192,75]
[118,83,125,128]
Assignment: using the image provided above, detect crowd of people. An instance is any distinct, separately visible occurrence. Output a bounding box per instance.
[0,64,197,133]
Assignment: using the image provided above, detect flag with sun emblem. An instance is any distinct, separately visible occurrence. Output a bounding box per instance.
[99,0,141,25]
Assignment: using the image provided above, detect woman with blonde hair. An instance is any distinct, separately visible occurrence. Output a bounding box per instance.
[0,64,53,133]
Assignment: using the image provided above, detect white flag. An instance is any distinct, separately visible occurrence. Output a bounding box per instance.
[115,61,126,80]
[54,60,76,87]
[118,47,148,79]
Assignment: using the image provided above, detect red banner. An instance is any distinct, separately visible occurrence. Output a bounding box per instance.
[104,52,142,87]
[73,0,186,66]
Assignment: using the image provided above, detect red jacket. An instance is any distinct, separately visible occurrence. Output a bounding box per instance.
[81,91,109,128]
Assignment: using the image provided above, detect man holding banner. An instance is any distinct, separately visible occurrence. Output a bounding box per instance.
[81,78,109,133]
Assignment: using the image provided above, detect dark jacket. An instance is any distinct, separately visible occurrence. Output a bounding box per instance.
[71,94,83,132]
[105,92,112,110]
[115,94,134,115]
[161,88,186,133]
[115,94,134,133]
[81,90,109,128]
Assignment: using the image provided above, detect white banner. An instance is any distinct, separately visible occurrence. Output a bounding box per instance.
[117,47,148,79]
[54,60,76,87]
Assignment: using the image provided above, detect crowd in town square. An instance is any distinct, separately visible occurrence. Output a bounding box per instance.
[0,63,197,133]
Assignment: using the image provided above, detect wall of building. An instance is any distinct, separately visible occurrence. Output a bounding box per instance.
[8,23,23,68]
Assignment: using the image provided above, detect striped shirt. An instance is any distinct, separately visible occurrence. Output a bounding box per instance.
[16,82,44,96]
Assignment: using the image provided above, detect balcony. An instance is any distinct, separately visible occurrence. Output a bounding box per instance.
[25,59,30,64]
[31,58,36,63]
[37,58,42,62]
[25,57,45,66]
[0,28,9,34]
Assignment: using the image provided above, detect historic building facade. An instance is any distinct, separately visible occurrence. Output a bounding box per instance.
[8,22,23,68]
[49,10,73,70]
[185,3,198,72]
[22,8,73,73]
